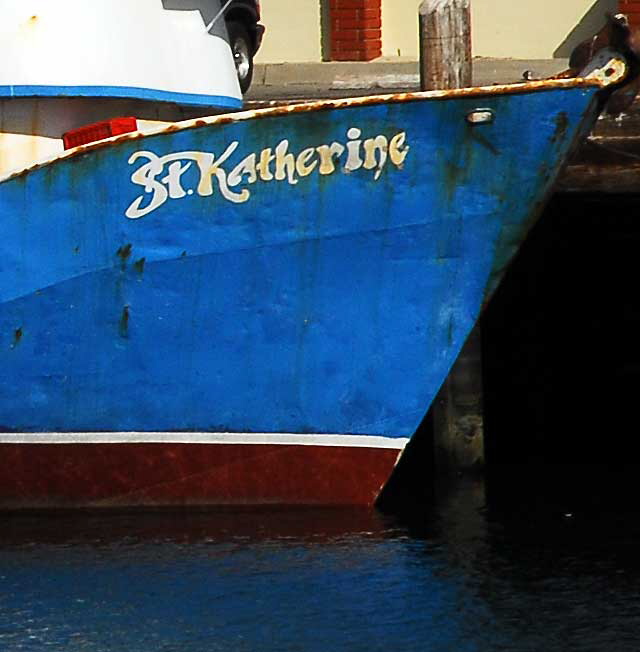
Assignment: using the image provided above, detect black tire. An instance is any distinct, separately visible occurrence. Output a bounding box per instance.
[227,21,254,94]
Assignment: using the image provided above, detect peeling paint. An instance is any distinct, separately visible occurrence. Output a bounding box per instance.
[134,257,146,275]
[551,111,569,144]
[11,327,22,348]
[116,243,132,263]
[119,306,129,338]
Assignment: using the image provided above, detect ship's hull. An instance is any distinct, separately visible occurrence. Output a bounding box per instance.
[0,81,602,507]
[0,434,404,508]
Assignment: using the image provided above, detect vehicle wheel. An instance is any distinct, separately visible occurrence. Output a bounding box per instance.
[227,21,254,94]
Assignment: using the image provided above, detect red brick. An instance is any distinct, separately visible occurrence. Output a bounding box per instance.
[331,50,362,60]
[333,42,361,52]
[361,17,381,28]
[332,17,381,30]
[331,8,358,20]
[333,28,380,41]
[328,0,381,61]
[332,37,359,47]
[359,28,380,40]
[334,31,379,44]
[360,50,381,61]
[362,8,381,19]
[361,43,381,54]
[332,38,379,52]
[333,30,360,40]
[331,0,366,8]
[334,0,378,6]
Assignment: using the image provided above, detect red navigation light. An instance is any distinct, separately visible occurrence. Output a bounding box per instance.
[63,117,138,150]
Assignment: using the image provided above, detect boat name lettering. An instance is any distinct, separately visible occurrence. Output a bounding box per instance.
[125,128,410,219]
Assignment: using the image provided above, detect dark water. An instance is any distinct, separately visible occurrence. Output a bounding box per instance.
[2,480,640,652]
[482,194,640,468]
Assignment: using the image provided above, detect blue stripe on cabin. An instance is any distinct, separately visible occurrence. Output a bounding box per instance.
[0,85,242,108]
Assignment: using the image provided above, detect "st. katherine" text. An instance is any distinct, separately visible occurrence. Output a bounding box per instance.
[125,127,410,219]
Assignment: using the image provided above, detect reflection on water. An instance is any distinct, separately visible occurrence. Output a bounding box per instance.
[2,479,639,651]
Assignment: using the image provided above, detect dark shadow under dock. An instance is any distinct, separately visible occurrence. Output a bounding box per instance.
[380,192,640,515]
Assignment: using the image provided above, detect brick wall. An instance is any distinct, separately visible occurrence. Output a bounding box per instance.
[620,0,640,29]
[329,0,382,61]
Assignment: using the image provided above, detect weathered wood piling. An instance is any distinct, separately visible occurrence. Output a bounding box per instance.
[419,0,484,474]
[419,0,472,91]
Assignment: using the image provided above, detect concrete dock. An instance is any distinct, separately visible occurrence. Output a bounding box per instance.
[247,57,568,100]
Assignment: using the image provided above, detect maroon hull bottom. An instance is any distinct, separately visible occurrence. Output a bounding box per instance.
[0,443,403,509]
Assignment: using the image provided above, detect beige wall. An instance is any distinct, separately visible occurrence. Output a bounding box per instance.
[472,0,617,59]
[256,0,618,63]
[254,0,322,63]
[381,0,421,58]
[381,0,617,60]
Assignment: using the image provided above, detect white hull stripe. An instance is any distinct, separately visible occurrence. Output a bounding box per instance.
[0,432,410,450]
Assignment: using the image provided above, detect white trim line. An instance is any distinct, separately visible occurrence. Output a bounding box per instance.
[0,432,410,450]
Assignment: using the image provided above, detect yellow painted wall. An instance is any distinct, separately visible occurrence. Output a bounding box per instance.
[256,0,618,63]
[254,0,322,63]
[379,0,617,60]
[472,0,617,59]
[381,0,421,58]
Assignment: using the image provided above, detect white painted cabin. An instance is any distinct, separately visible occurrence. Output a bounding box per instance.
[0,0,242,177]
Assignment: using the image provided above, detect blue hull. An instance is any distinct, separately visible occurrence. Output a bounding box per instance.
[0,83,600,441]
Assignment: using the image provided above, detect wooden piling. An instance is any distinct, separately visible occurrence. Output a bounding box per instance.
[419,0,472,91]
[433,329,485,473]
[419,0,483,473]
